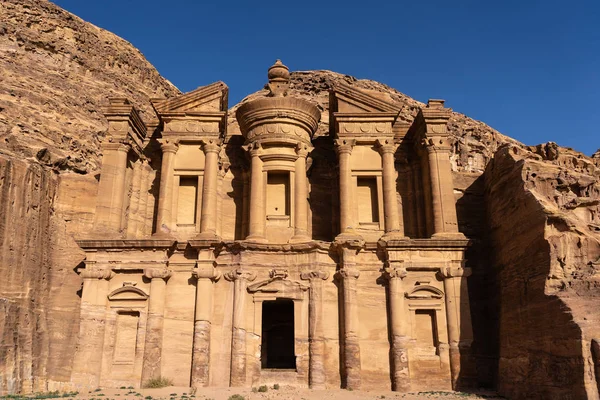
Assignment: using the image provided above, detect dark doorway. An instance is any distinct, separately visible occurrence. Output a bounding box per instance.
[261,299,296,369]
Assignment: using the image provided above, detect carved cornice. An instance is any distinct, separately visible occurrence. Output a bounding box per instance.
[224,268,257,282]
[143,268,173,280]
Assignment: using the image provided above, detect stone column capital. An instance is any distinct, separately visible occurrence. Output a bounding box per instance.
[160,141,179,154]
[80,268,113,280]
[295,142,311,158]
[101,142,130,153]
[335,267,360,280]
[375,138,397,155]
[224,268,257,282]
[144,268,173,280]
[192,267,221,281]
[421,137,451,153]
[438,267,472,279]
[334,138,356,155]
[200,139,221,154]
[383,266,407,280]
[300,270,330,281]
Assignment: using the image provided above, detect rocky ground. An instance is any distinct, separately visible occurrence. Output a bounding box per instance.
[0,386,504,400]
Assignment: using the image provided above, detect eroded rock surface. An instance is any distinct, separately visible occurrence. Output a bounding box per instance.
[484,144,600,399]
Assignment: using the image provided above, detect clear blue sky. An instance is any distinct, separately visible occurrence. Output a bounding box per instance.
[53,0,600,155]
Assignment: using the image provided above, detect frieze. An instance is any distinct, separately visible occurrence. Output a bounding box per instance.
[164,120,219,134]
[340,122,391,134]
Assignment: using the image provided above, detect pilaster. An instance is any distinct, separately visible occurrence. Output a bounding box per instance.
[376,138,406,240]
[382,264,411,392]
[246,143,267,242]
[155,140,179,236]
[190,249,221,388]
[438,266,474,389]
[334,139,359,239]
[224,268,257,387]
[197,139,222,240]
[300,270,330,389]
[141,268,172,383]
[290,143,311,242]
[334,240,364,390]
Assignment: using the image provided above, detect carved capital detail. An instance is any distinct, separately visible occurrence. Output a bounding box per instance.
[438,267,472,279]
[334,138,356,155]
[243,141,262,157]
[192,267,221,281]
[144,268,172,280]
[224,268,257,282]
[300,270,330,281]
[295,142,311,158]
[375,138,396,155]
[101,142,130,153]
[383,266,407,280]
[80,268,113,280]
[160,140,179,154]
[200,139,221,154]
[335,267,360,280]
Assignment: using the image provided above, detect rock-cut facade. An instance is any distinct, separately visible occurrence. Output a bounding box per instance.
[73,60,475,391]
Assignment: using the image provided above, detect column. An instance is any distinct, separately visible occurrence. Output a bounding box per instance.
[376,139,405,239]
[126,161,143,238]
[383,265,411,392]
[197,139,221,239]
[141,268,172,383]
[335,244,362,390]
[291,143,310,242]
[94,143,130,234]
[300,270,330,389]
[191,256,220,388]
[71,267,112,388]
[155,141,178,236]
[439,266,473,389]
[334,139,356,237]
[246,143,266,242]
[224,268,256,386]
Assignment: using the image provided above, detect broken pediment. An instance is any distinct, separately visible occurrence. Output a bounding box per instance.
[247,274,309,300]
[405,285,444,300]
[151,81,228,115]
[330,82,400,114]
[108,284,149,301]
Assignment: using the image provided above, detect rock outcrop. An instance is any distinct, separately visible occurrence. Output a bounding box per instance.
[0,0,178,393]
[484,143,600,399]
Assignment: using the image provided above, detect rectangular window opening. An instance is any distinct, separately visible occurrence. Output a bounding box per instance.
[177,176,198,225]
[261,299,296,369]
[266,172,290,216]
[357,177,379,223]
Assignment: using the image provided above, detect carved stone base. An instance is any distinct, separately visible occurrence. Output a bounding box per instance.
[230,327,247,386]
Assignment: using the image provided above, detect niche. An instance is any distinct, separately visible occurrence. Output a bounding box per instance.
[177,176,198,225]
[357,177,379,223]
[113,311,140,365]
[414,309,439,355]
[266,172,290,217]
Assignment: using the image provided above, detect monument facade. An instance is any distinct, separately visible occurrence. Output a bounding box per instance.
[72,60,474,391]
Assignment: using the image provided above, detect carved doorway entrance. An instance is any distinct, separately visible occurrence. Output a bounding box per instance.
[261,299,296,369]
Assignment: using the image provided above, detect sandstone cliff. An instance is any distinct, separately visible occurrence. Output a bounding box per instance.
[484,143,600,399]
[0,0,179,393]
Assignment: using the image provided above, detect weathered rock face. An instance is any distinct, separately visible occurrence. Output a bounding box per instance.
[0,0,180,172]
[483,143,600,399]
[0,0,179,393]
